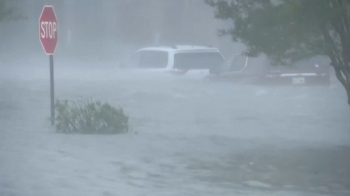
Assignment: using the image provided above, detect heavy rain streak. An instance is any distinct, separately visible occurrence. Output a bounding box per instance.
[0,1,349,196]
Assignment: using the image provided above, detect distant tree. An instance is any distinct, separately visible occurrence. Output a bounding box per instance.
[206,0,350,105]
[0,0,9,21]
[0,0,12,21]
[0,0,23,22]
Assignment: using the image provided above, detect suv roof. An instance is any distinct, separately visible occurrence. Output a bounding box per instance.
[137,45,220,53]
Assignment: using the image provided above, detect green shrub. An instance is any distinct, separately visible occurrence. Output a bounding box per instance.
[55,99,129,134]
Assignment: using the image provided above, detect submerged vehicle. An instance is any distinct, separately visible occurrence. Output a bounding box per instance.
[126,45,224,76]
[208,55,331,85]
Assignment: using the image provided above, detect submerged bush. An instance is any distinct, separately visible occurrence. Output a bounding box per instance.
[55,99,129,134]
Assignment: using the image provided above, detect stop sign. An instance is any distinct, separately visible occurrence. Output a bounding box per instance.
[39,5,58,55]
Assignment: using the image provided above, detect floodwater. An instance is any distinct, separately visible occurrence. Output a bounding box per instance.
[1,1,349,195]
[1,57,349,196]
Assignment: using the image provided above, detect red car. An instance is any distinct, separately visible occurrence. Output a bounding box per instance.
[208,55,331,85]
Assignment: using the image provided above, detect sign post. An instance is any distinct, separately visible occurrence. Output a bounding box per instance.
[50,55,54,125]
[39,5,58,126]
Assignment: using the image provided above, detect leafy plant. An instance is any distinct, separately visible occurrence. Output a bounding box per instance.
[55,99,129,134]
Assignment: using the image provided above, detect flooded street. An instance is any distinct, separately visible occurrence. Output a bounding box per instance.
[1,1,349,194]
[1,62,349,196]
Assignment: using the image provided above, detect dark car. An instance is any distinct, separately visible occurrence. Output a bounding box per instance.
[208,55,331,85]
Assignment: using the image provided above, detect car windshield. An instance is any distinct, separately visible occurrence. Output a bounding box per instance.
[226,55,248,72]
[1,1,349,196]
[129,50,168,69]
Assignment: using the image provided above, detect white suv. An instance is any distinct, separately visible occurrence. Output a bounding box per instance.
[127,45,224,75]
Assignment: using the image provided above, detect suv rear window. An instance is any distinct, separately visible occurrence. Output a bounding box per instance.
[129,51,168,68]
[173,52,224,70]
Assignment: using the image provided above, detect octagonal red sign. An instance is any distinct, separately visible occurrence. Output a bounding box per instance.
[39,5,58,55]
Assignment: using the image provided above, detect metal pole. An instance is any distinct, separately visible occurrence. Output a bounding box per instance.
[50,55,55,126]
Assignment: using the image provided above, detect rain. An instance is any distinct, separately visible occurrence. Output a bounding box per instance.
[1,1,349,196]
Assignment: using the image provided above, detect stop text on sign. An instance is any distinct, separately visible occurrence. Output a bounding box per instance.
[40,21,57,39]
[39,5,58,55]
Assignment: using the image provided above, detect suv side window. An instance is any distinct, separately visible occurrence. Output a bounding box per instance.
[173,52,224,70]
